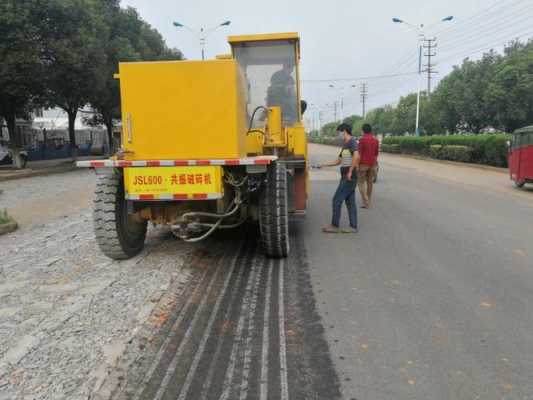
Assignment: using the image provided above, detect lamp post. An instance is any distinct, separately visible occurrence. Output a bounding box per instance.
[308,103,323,134]
[392,16,453,136]
[173,20,231,60]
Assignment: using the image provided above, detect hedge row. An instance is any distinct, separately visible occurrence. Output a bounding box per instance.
[308,136,339,146]
[381,134,510,167]
[430,145,473,162]
[380,144,400,153]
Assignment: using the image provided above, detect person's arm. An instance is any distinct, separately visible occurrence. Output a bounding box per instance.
[347,151,360,181]
[321,157,341,168]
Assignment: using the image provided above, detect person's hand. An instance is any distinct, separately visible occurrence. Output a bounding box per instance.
[346,169,353,181]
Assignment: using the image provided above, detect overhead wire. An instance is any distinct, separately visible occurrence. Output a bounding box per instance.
[306,0,533,116]
[437,30,533,65]
[371,0,533,107]
[429,0,530,38]
[438,6,533,51]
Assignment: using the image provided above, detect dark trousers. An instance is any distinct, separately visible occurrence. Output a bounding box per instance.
[331,178,358,229]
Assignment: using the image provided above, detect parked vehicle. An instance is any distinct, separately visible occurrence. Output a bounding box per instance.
[508,125,533,188]
[78,32,308,260]
[0,144,28,168]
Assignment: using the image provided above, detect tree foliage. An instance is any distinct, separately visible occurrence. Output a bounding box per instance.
[43,0,108,155]
[0,0,182,155]
[332,39,533,136]
[0,0,47,145]
[318,115,364,137]
[87,4,183,151]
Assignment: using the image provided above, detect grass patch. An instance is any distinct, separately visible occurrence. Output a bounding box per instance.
[0,209,15,225]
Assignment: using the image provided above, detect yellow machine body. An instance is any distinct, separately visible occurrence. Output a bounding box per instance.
[228,33,307,157]
[117,59,248,160]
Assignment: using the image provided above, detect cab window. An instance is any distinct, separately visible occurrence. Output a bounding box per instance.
[232,40,298,127]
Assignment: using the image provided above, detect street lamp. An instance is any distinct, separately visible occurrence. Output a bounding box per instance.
[393,15,453,136]
[173,20,231,60]
[309,103,324,133]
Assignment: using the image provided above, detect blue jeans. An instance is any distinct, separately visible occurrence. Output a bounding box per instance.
[331,178,358,229]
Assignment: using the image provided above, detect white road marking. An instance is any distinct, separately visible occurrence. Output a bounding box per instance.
[279,259,289,400]
[132,266,211,400]
[176,245,244,400]
[259,260,273,400]
[153,255,226,400]
[197,247,253,400]
[219,257,261,400]
[237,258,264,400]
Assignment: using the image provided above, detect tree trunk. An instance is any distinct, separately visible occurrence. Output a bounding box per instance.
[5,112,17,147]
[67,108,78,160]
[5,113,24,169]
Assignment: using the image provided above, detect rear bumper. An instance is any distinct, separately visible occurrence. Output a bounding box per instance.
[126,193,222,201]
[76,156,278,168]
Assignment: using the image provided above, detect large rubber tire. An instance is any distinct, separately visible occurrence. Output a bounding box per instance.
[93,172,147,260]
[259,162,290,258]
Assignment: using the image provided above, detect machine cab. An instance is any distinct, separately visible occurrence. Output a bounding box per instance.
[228,33,302,128]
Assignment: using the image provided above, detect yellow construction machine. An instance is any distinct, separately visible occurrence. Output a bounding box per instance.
[78,32,308,259]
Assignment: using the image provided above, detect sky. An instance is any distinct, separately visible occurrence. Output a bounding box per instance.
[121,0,533,128]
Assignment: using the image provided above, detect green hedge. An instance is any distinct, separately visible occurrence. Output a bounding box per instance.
[442,145,472,162]
[430,145,443,159]
[382,134,510,167]
[380,144,400,153]
[308,136,338,146]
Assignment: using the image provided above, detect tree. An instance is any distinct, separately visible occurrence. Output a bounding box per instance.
[342,115,364,136]
[88,5,183,152]
[320,121,339,137]
[44,0,108,158]
[0,0,45,148]
[365,106,395,134]
[486,40,533,132]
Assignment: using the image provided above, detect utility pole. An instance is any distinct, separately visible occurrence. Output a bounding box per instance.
[340,98,344,122]
[334,101,338,122]
[360,82,368,119]
[415,44,422,136]
[423,37,438,95]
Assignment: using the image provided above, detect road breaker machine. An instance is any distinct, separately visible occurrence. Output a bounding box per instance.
[78,33,308,259]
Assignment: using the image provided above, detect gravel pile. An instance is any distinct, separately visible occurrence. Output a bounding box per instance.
[0,209,190,399]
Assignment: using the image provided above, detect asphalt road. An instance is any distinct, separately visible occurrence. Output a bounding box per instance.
[305,143,533,400]
[3,146,533,400]
[102,229,340,400]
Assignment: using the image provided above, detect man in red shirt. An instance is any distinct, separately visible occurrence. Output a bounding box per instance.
[357,124,379,208]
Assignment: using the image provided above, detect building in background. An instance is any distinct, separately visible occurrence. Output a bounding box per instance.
[1,108,108,160]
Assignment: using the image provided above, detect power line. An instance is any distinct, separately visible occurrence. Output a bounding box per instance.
[438,21,533,55]
[437,28,533,63]
[438,6,533,51]
[436,0,533,40]
[429,0,531,38]
[301,71,418,84]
